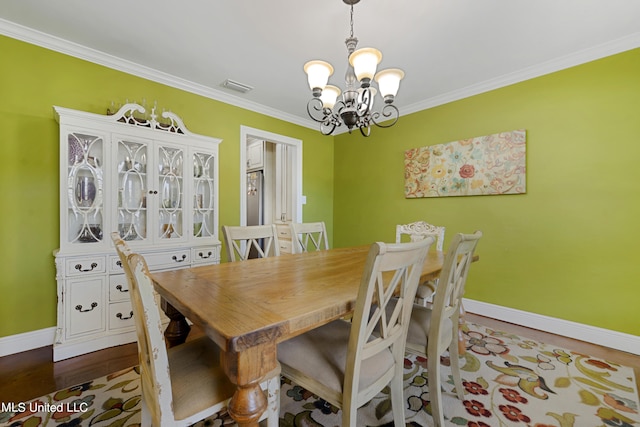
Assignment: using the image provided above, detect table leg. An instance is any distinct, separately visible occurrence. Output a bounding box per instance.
[160,299,190,347]
[222,343,277,426]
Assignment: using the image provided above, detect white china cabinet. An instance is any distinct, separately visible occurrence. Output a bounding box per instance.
[53,103,221,361]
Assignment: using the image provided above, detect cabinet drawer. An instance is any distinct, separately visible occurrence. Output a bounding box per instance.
[109,255,127,274]
[143,249,191,269]
[276,224,292,239]
[65,256,106,276]
[279,240,292,254]
[109,274,130,302]
[66,277,105,338]
[109,301,135,331]
[192,246,219,264]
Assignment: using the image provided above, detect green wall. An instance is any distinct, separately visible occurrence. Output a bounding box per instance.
[0,35,334,338]
[2,32,638,341]
[333,48,640,336]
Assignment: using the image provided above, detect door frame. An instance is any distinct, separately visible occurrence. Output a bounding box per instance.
[239,126,303,226]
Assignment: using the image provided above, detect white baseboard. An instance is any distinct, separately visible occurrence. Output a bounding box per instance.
[0,327,55,357]
[464,298,640,356]
[52,331,137,362]
[2,302,639,357]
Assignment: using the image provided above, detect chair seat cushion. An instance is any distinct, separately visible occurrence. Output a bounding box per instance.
[169,337,236,421]
[168,336,281,423]
[405,305,453,351]
[415,282,436,299]
[278,319,395,398]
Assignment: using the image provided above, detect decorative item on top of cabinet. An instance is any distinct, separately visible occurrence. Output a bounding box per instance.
[53,103,222,361]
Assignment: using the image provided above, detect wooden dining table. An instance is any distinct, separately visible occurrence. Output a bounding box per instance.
[151,245,449,426]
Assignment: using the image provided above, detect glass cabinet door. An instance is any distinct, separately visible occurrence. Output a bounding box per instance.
[66,132,104,245]
[157,144,184,241]
[193,151,216,239]
[115,137,149,242]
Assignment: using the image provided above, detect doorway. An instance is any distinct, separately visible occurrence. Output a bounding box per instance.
[239,126,303,227]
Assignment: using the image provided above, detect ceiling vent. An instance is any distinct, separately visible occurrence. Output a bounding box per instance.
[221,79,253,94]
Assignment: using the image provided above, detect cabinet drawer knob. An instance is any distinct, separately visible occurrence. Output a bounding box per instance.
[115,285,129,293]
[172,254,187,263]
[198,251,213,259]
[75,262,98,272]
[75,302,98,312]
[116,311,134,320]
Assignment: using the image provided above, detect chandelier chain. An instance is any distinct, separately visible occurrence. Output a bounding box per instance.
[350,5,354,38]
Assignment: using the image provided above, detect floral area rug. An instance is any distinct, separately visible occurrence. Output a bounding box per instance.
[1,322,638,426]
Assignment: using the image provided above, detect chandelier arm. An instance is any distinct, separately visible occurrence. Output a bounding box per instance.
[320,109,341,135]
[307,98,342,136]
[359,87,373,116]
[320,120,339,136]
[370,104,400,128]
[358,124,371,137]
[307,98,332,124]
[324,107,342,135]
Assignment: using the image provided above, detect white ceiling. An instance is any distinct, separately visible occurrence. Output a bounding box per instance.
[1,0,640,129]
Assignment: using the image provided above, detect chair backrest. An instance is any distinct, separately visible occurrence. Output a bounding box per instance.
[222,224,280,262]
[396,221,445,251]
[111,232,174,425]
[345,237,433,402]
[429,231,482,345]
[111,231,133,277]
[291,222,329,254]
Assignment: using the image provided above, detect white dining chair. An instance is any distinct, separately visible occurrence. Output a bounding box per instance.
[222,224,280,262]
[111,232,280,426]
[396,220,445,251]
[277,238,433,426]
[404,231,482,427]
[396,220,469,356]
[291,221,329,253]
[396,221,446,306]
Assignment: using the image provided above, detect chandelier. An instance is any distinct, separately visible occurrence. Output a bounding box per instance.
[304,0,405,137]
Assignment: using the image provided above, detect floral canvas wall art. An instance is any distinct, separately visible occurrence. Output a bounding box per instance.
[404,129,526,198]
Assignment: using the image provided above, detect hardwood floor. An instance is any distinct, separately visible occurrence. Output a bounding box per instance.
[1,314,638,404]
[0,340,139,403]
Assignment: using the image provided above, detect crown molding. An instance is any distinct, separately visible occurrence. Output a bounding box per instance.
[400,32,640,117]
[0,18,318,130]
[2,18,639,132]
